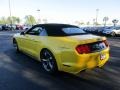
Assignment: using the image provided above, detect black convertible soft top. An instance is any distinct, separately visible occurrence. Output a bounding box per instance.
[36,23,78,28]
[36,23,79,36]
[29,23,87,36]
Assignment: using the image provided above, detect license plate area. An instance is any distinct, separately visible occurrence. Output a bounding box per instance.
[90,41,107,52]
[100,53,106,60]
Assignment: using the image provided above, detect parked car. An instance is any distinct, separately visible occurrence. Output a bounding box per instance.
[16,25,23,30]
[83,27,100,34]
[2,24,11,30]
[8,24,16,30]
[102,26,120,36]
[13,24,110,74]
[23,25,32,30]
[96,27,103,34]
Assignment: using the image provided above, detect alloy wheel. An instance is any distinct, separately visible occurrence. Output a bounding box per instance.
[41,50,55,72]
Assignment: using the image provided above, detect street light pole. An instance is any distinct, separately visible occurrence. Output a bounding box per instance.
[95,9,99,26]
[37,9,40,24]
[8,0,12,30]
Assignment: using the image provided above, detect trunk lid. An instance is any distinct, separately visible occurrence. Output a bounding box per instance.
[64,34,106,45]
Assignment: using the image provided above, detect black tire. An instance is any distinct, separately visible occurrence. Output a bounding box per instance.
[13,39,19,52]
[40,49,58,74]
[111,32,116,37]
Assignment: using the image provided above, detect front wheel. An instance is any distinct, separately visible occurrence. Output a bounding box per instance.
[111,32,116,37]
[40,49,58,74]
[13,39,19,52]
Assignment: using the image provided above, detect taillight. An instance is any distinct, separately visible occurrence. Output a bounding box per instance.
[76,40,109,54]
[76,45,91,54]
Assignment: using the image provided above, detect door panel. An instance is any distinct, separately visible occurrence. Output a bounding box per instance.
[25,34,41,58]
[20,26,46,59]
[17,35,29,52]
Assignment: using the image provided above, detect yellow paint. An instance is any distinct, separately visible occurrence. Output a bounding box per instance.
[14,34,109,74]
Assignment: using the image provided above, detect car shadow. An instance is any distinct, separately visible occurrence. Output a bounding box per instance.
[2,46,119,90]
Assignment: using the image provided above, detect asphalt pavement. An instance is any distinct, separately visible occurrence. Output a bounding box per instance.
[0,31,120,90]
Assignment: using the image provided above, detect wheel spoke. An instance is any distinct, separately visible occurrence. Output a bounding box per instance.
[41,51,54,72]
[44,64,50,71]
[48,61,53,69]
[49,56,53,60]
[42,59,48,62]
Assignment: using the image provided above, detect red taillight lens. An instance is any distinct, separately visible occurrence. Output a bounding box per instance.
[76,45,91,54]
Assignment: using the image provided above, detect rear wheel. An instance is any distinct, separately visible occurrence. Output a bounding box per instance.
[40,49,58,74]
[13,39,19,52]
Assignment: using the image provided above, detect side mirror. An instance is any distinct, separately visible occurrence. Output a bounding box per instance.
[20,32,25,35]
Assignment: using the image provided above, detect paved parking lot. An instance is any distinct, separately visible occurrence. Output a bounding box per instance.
[0,31,120,90]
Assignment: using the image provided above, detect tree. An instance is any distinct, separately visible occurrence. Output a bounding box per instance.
[103,17,109,27]
[75,21,80,25]
[0,17,7,24]
[75,21,84,25]
[86,21,90,25]
[112,19,119,27]
[16,17,21,24]
[79,22,84,25]
[7,17,12,24]
[7,16,21,24]
[25,15,36,25]
[0,16,21,25]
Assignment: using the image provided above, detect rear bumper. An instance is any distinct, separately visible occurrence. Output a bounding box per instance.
[61,47,110,74]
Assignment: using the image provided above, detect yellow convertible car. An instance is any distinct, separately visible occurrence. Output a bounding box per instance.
[13,24,110,74]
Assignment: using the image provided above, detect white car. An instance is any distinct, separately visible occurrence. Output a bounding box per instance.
[102,27,120,36]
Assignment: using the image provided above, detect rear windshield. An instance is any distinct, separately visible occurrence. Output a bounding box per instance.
[45,26,87,36]
[62,27,86,35]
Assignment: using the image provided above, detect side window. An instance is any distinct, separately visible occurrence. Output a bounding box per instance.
[27,27,42,35]
[39,29,48,36]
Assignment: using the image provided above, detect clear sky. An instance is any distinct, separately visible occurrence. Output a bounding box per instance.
[0,0,120,24]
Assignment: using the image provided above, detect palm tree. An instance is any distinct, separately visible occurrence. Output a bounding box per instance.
[103,17,109,27]
[112,19,119,27]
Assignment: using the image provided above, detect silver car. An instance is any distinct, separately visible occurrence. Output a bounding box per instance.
[102,26,120,36]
